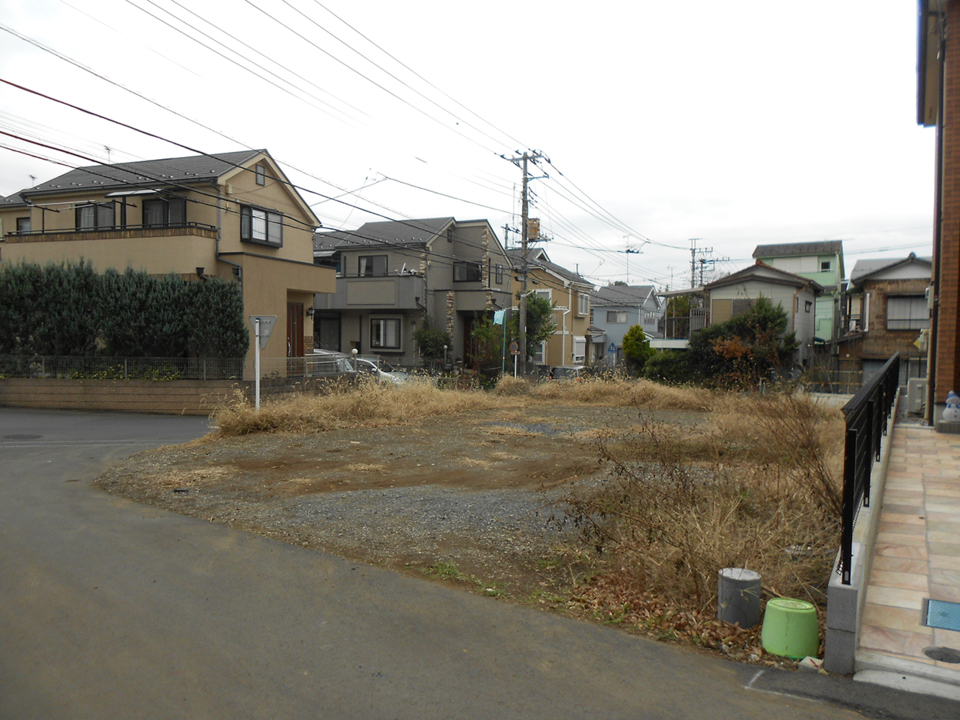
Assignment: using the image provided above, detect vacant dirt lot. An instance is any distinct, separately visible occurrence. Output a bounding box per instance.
[96,402,703,600]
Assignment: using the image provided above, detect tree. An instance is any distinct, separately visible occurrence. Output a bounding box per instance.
[621,324,653,372]
[413,317,450,363]
[687,296,799,387]
[521,293,557,360]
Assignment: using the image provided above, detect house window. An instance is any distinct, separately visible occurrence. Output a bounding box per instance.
[578,293,589,316]
[805,301,813,313]
[820,260,831,272]
[607,310,627,323]
[358,255,387,277]
[255,164,266,186]
[75,202,115,231]
[454,261,482,282]
[370,317,401,350]
[495,264,504,285]
[573,337,586,363]
[535,289,552,301]
[240,205,283,247]
[887,296,929,330]
[143,197,186,228]
[533,341,546,365]
[16,217,31,234]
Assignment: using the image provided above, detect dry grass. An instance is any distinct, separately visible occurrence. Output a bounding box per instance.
[559,391,844,618]
[530,377,714,410]
[213,380,505,435]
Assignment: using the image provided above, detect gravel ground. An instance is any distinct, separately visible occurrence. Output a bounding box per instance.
[95,405,705,598]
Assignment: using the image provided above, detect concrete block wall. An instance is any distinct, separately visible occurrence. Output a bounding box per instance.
[0,379,239,416]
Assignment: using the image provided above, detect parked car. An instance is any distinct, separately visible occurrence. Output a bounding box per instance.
[549,365,586,381]
[354,357,408,385]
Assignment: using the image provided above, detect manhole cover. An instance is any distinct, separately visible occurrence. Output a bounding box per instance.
[3,434,42,440]
[923,646,960,663]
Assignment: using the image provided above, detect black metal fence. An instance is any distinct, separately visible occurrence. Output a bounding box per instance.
[838,353,900,585]
[0,355,244,381]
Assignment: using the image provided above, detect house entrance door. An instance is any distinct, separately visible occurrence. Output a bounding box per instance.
[287,303,304,374]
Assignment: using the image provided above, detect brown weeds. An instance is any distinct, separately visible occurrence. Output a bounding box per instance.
[559,391,843,619]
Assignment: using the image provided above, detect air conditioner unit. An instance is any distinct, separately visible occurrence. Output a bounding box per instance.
[907,377,928,415]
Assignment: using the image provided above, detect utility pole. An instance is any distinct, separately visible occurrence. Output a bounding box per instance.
[505,150,545,374]
[689,238,712,288]
[519,152,530,375]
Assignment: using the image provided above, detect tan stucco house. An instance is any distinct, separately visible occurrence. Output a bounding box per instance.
[0,149,334,378]
[506,248,594,369]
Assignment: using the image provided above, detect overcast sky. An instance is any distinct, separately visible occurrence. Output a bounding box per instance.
[0,0,936,289]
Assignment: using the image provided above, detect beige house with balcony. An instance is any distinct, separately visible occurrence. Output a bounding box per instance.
[0,149,333,378]
[313,217,513,366]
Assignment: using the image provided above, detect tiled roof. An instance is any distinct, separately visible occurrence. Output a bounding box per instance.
[592,284,656,307]
[752,240,844,259]
[10,150,264,199]
[314,217,455,253]
[849,253,932,285]
[705,261,823,293]
[504,247,590,286]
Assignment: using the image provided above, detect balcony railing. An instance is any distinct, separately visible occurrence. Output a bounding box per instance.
[4,222,217,242]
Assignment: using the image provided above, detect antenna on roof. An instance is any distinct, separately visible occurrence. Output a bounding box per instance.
[104,146,112,162]
[28,175,36,186]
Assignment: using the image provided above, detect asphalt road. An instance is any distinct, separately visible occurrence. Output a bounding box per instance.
[1,407,956,719]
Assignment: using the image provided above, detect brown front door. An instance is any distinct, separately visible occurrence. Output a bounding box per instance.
[287,303,304,374]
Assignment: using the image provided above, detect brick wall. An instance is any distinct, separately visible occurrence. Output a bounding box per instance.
[936,0,960,402]
[860,279,929,361]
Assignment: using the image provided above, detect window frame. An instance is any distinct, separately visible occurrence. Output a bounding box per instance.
[532,341,546,365]
[142,196,186,228]
[886,295,929,331]
[358,255,388,277]
[75,201,116,231]
[16,216,31,234]
[495,263,504,285]
[240,204,283,247]
[255,164,266,186]
[370,316,402,351]
[577,292,589,316]
[606,310,627,324]
[453,261,483,282]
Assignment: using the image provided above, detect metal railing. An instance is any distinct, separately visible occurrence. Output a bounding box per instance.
[837,353,900,585]
[0,355,244,380]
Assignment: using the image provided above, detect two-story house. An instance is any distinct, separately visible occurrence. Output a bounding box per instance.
[590,284,663,365]
[703,261,822,367]
[838,253,932,383]
[0,150,333,378]
[313,217,513,366]
[506,248,594,369]
[752,240,845,343]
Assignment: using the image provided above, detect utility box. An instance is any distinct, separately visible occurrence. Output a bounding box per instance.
[907,377,927,414]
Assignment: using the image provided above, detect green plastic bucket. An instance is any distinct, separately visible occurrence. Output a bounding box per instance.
[761,598,819,659]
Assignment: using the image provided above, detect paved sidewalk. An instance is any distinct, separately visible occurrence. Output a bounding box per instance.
[856,424,960,695]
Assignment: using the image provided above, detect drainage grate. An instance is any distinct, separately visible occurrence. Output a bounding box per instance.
[922,599,960,632]
[923,646,960,664]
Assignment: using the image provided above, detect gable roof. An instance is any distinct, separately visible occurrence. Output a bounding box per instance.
[705,261,823,294]
[505,247,592,288]
[752,240,844,259]
[849,253,932,287]
[314,217,456,254]
[592,284,657,307]
[9,150,264,201]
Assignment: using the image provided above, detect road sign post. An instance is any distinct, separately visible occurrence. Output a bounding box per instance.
[249,316,277,410]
